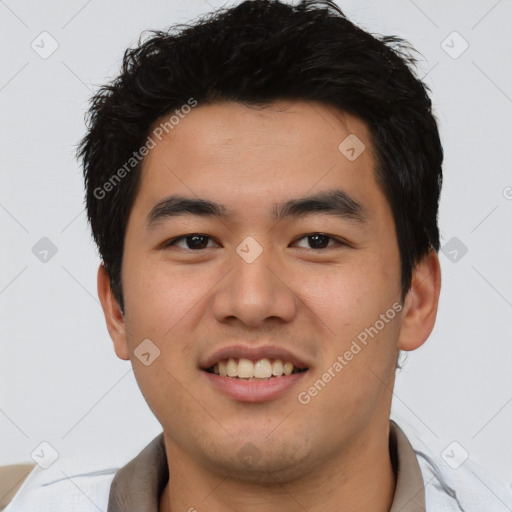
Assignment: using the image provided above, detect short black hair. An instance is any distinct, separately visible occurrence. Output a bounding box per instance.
[78,0,443,313]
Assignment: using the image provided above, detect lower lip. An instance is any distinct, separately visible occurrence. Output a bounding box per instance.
[201,370,308,403]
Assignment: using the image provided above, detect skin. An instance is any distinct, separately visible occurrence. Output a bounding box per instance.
[98,100,441,512]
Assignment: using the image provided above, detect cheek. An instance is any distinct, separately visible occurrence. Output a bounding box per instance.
[121,257,224,384]
[122,258,205,339]
[297,267,400,427]
[295,255,401,394]
[121,260,208,424]
[297,259,396,335]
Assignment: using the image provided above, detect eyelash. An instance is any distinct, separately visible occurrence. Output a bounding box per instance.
[162,233,346,251]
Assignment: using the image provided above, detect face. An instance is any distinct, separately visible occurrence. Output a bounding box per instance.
[106,100,418,482]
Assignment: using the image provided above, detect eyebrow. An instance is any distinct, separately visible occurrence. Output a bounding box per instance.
[147,189,368,228]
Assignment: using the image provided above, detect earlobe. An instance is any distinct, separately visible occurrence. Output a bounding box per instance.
[397,249,441,352]
[97,264,130,360]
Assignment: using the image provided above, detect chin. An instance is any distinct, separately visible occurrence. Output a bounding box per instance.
[202,442,315,484]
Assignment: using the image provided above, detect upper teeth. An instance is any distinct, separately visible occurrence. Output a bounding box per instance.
[213,358,297,379]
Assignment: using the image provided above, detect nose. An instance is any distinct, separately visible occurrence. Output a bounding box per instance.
[211,240,298,328]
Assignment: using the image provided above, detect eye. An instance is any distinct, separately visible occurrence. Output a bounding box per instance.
[162,233,346,251]
[292,233,344,250]
[163,234,218,250]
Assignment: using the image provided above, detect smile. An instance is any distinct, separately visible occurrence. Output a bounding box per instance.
[206,357,308,380]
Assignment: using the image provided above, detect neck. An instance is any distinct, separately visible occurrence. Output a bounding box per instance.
[159,419,396,512]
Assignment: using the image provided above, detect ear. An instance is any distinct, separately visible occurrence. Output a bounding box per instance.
[97,264,130,360]
[397,249,441,351]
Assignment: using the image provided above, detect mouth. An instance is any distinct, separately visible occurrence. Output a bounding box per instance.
[205,357,308,380]
[200,346,311,402]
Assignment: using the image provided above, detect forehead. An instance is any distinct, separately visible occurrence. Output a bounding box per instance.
[133,100,387,224]
[145,100,374,170]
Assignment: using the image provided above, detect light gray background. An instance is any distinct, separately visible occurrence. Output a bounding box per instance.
[1,0,511,492]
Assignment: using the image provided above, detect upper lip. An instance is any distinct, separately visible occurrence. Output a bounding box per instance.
[200,344,311,370]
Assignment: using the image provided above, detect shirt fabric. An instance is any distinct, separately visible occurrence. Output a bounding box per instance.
[4,419,512,512]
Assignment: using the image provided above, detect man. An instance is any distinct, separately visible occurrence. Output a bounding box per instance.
[5,1,511,511]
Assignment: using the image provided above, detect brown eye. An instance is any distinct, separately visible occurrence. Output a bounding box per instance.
[165,234,217,250]
[293,233,342,249]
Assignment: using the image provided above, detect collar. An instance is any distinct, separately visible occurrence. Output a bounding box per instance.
[389,419,426,511]
[108,420,425,512]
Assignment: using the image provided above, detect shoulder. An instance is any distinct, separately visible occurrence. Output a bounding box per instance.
[3,463,118,512]
[394,417,512,512]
